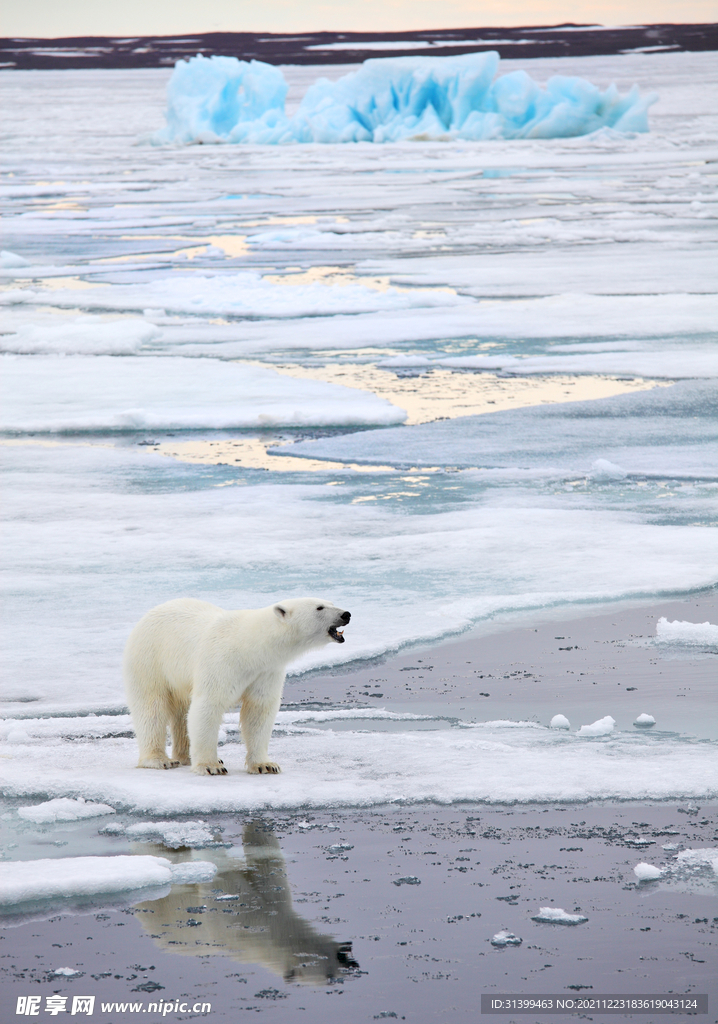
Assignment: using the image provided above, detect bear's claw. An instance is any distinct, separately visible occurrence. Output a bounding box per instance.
[248,761,281,774]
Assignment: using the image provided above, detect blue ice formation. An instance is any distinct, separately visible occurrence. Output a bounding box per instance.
[155,52,657,145]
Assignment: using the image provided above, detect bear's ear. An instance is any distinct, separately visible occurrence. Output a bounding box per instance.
[274,605,287,620]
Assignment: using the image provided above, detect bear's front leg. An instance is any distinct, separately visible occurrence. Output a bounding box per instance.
[187,692,228,776]
[241,692,282,775]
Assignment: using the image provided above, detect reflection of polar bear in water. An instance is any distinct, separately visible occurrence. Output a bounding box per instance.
[134,821,359,985]
[124,597,350,775]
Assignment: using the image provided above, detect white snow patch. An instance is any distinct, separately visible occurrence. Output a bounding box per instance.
[577,715,615,737]
[16,797,116,823]
[550,714,571,730]
[634,713,656,727]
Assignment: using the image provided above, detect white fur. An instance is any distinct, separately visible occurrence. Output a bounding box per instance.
[123,597,349,775]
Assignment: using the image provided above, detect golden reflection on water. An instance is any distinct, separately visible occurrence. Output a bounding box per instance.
[158,368,663,473]
[259,364,661,427]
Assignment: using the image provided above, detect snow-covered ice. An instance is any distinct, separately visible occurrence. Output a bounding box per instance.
[155,53,656,145]
[1,713,716,814]
[0,855,216,906]
[550,714,571,730]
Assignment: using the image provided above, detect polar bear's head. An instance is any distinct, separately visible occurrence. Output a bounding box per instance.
[273,598,350,649]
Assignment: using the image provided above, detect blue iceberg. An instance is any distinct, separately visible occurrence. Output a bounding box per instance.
[155,52,657,145]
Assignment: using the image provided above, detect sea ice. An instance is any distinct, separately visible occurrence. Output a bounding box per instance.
[531,907,588,924]
[634,862,663,880]
[491,931,522,946]
[0,855,216,906]
[550,714,571,730]
[590,458,628,480]
[577,715,616,737]
[16,797,116,823]
[1,318,162,356]
[1,355,405,432]
[655,617,718,645]
[156,53,656,145]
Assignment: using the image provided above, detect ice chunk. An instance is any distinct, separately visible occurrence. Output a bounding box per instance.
[491,930,522,946]
[393,876,421,885]
[169,861,218,884]
[634,862,663,880]
[675,848,718,874]
[51,968,80,976]
[16,797,116,823]
[590,458,628,480]
[124,820,217,849]
[156,53,656,145]
[550,714,571,730]
[0,250,30,268]
[531,907,588,924]
[634,713,656,727]
[656,617,718,645]
[577,715,616,737]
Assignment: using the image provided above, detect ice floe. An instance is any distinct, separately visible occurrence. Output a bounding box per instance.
[1,355,405,432]
[550,715,571,730]
[0,855,216,906]
[155,53,656,145]
[1,716,716,814]
[0,318,162,356]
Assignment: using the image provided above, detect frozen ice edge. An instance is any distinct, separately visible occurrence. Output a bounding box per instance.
[2,723,716,816]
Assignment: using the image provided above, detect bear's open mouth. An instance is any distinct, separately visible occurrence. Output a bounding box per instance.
[328,625,345,643]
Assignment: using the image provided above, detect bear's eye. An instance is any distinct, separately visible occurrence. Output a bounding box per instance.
[316,605,324,611]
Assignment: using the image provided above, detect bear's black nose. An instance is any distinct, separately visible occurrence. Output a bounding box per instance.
[340,611,351,624]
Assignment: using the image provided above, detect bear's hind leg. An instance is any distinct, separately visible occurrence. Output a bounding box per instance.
[132,697,179,769]
[169,698,192,766]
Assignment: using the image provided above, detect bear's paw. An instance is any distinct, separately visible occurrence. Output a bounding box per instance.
[192,759,228,776]
[138,756,181,770]
[247,761,281,775]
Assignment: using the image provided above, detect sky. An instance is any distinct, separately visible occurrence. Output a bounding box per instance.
[3,0,715,38]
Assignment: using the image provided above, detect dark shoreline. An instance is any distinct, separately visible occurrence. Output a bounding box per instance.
[1,23,716,71]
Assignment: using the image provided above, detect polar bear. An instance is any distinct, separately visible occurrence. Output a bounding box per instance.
[123,597,350,775]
